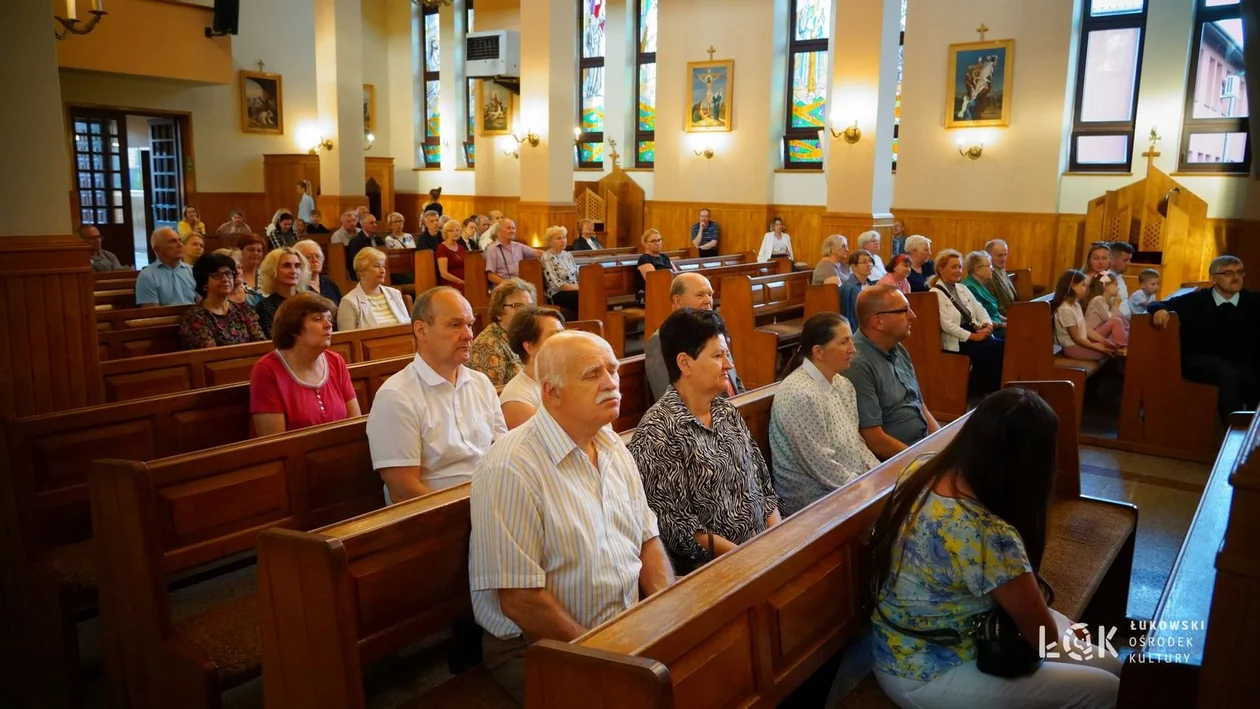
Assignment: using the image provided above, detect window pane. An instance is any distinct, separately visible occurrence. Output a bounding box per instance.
[790,51,828,128]
[1079,27,1142,122]
[578,142,604,165]
[424,13,440,72]
[423,143,442,166]
[787,138,822,164]
[637,140,655,164]
[467,78,476,138]
[1186,132,1248,163]
[639,0,657,54]
[582,0,605,59]
[638,63,656,131]
[793,0,830,41]
[81,209,93,224]
[582,67,605,132]
[1076,134,1131,164]
[468,7,474,32]
[426,80,441,137]
[1192,19,1248,118]
[1205,0,1239,6]
[1090,0,1145,16]
[464,144,475,166]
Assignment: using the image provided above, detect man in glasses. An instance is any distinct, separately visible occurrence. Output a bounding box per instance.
[1149,255,1260,421]
[842,285,939,460]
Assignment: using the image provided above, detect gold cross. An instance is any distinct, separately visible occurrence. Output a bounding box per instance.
[608,138,620,164]
[1142,127,1162,170]
[706,46,716,61]
[256,60,265,73]
[976,24,989,41]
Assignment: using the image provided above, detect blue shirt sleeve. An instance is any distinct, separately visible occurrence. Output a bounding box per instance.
[134,268,159,305]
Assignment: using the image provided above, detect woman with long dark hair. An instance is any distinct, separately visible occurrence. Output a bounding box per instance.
[869,388,1121,708]
[770,312,879,516]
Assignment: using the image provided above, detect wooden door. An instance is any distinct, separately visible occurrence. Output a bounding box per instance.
[69,110,132,266]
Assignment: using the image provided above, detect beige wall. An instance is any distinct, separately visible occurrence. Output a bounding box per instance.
[58,0,319,194]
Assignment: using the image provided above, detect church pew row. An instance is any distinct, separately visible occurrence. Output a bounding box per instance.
[643,252,788,338]
[1118,411,1250,708]
[1000,297,1099,425]
[97,323,186,360]
[96,304,191,331]
[721,272,839,390]
[94,270,139,290]
[574,249,693,355]
[97,323,415,402]
[903,291,971,423]
[95,288,137,310]
[1005,267,1034,302]
[0,354,413,708]
[384,247,440,298]
[528,380,1137,708]
[86,356,650,709]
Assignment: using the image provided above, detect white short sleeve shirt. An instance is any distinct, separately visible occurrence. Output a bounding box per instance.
[499,370,542,409]
[1054,302,1086,350]
[367,354,507,501]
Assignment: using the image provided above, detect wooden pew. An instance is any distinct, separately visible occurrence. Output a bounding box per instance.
[98,323,414,402]
[721,272,839,389]
[95,288,136,309]
[96,304,190,331]
[0,355,412,707]
[327,243,354,297]
[643,251,780,337]
[97,323,183,360]
[568,245,635,258]
[1118,411,1250,708]
[1116,313,1218,462]
[900,291,971,422]
[90,418,386,709]
[383,247,440,297]
[1000,296,1100,423]
[1006,267,1034,302]
[576,260,645,359]
[94,270,139,290]
[526,379,1137,708]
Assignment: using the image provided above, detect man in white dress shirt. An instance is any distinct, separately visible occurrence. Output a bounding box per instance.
[366,286,506,503]
[469,330,675,703]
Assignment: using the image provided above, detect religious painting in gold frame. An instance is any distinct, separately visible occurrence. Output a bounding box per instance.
[363,84,376,134]
[944,39,1014,129]
[240,70,284,135]
[477,80,515,137]
[685,59,734,133]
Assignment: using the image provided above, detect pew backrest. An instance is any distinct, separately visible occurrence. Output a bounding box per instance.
[720,272,835,389]
[96,304,191,331]
[643,253,783,337]
[97,323,183,360]
[904,291,971,421]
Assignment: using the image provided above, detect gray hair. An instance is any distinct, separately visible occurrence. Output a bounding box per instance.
[964,250,991,275]
[1210,255,1243,275]
[293,239,321,255]
[856,230,881,251]
[904,235,931,254]
[545,225,568,242]
[534,330,613,390]
[341,210,358,221]
[484,222,501,242]
[821,234,848,257]
[422,210,439,220]
[984,238,1008,254]
[149,226,178,249]
[411,285,462,324]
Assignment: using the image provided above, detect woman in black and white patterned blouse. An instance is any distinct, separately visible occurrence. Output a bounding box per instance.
[628,308,781,571]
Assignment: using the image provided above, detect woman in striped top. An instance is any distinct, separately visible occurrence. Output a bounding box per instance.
[337,247,410,331]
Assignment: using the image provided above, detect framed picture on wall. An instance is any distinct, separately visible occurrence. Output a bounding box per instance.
[363,84,376,135]
[477,80,515,136]
[945,39,1014,128]
[685,59,734,133]
[240,70,284,135]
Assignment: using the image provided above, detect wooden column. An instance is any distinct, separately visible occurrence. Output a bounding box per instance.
[0,236,102,418]
[263,153,322,217]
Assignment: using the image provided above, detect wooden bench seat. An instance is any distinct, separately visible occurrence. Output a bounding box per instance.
[94,270,139,290]
[97,323,183,360]
[721,271,838,389]
[0,354,412,707]
[643,255,789,338]
[97,322,414,402]
[1001,297,1102,423]
[526,380,1136,708]
[96,304,191,331]
[902,292,971,422]
[95,288,137,309]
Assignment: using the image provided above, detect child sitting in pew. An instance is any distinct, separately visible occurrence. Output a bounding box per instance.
[1128,268,1160,315]
[1051,269,1122,360]
[1083,272,1129,346]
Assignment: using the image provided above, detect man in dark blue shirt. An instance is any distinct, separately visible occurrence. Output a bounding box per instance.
[690,208,720,253]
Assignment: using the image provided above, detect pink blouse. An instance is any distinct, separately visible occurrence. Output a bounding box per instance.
[249,350,357,435]
[878,272,911,294]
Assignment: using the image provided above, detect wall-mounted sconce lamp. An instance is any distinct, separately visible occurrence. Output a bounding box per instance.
[512,130,540,148]
[958,141,984,160]
[830,120,862,145]
[54,0,108,40]
[574,127,583,146]
[693,146,715,160]
[309,137,334,155]
[364,130,375,152]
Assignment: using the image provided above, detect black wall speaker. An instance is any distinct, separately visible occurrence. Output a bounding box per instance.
[205,0,240,38]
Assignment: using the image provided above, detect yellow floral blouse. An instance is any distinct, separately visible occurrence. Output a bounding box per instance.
[871,463,1033,682]
[468,322,521,388]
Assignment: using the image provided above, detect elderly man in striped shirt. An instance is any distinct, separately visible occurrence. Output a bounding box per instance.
[470,330,675,704]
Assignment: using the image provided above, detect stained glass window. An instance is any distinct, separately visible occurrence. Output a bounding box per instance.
[464,2,475,167]
[784,0,830,168]
[418,5,440,167]
[635,0,657,167]
[577,0,605,168]
[894,0,905,171]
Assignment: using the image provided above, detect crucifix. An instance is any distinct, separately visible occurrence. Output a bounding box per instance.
[1142,127,1162,171]
[976,24,989,41]
[255,60,266,73]
[608,138,620,164]
[706,46,717,61]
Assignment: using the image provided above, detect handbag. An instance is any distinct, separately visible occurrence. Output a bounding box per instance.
[672,531,717,576]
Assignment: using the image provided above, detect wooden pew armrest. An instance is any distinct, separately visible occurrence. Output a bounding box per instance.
[526,639,673,709]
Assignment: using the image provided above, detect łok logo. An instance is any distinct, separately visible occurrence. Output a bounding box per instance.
[1039,623,1118,661]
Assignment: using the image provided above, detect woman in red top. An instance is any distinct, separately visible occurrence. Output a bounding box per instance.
[435,219,466,293]
[249,292,361,436]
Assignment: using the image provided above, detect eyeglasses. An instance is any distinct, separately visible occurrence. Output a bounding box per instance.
[208,270,236,281]
[503,302,529,310]
[1214,269,1245,278]
[876,308,912,316]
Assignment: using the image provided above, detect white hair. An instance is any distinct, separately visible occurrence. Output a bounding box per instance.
[904,234,932,254]
[149,226,178,249]
[821,234,848,256]
[856,230,881,251]
[534,330,612,391]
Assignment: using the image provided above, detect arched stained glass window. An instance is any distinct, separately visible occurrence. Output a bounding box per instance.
[784,0,830,168]
[577,0,606,167]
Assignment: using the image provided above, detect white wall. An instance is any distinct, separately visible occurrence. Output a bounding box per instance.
[58,0,319,193]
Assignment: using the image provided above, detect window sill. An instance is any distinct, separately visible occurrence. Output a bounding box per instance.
[775,168,824,173]
[621,167,653,172]
[574,167,605,172]
[1169,171,1251,178]
[411,167,442,172]
[1062,171,1133,177]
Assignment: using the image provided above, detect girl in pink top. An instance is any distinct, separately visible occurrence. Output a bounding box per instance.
[878,254,913,295]
[250,292,361,436]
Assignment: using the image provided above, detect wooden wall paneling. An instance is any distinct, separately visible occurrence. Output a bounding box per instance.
[642,201,772,256]
[263,154,322,221]
[1055,215,1086,283]
[364,157,395,218]
[892,209,1060,289]
[0,236,103,419]
[473,196,520,222]
[769,205,825,265]
[1219,219,1260,278]
[516,202,578,249]
[187,192,269,233]
[317,195,371,225]
[395,194,479,229]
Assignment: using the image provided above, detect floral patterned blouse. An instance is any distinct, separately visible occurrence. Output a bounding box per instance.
[468,322,521,388]
[541,249,579,299]
[179,302,267,349]
[871,460,1033,682]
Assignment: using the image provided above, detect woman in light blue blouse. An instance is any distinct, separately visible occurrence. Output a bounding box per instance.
[867,388,1121,708]
[296,179,316,222]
